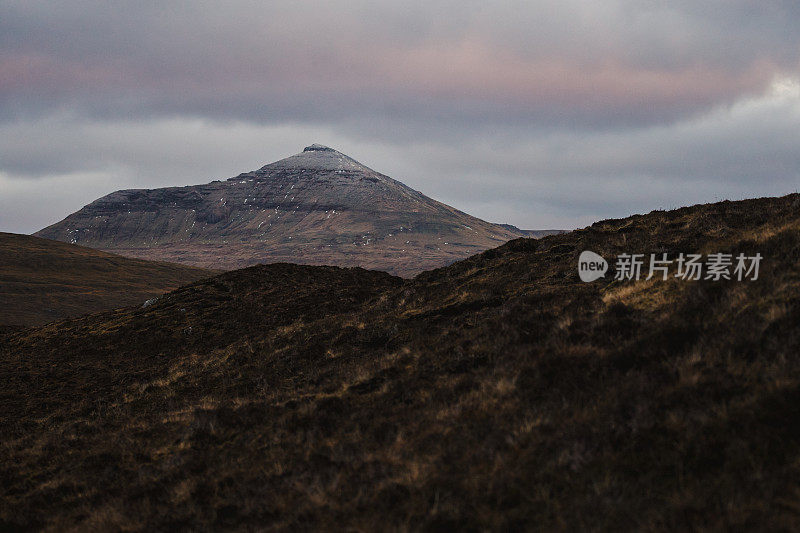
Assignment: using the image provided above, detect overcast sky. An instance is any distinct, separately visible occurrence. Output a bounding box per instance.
[2,1,799,233]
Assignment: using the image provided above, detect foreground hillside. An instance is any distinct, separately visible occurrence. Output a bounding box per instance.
[3,194,800,530]
[35,144,556,276]
[0,233,214,326]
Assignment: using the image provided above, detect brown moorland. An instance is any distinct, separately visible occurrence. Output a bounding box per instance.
[0,232,215,326]
[2,194,800,530]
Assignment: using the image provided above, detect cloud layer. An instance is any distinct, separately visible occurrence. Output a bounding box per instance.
[1,1,799,233]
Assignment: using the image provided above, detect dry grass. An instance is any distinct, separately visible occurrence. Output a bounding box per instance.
[2,194,800,530]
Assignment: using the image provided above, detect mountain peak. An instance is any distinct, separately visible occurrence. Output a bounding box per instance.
[259,144,372,173]
[303,143,335,152]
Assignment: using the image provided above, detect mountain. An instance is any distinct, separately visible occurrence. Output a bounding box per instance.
[4,194,800,530]
[35,144,538,276]
[0,232,214,326]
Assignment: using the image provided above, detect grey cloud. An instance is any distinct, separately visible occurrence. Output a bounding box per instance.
[2,1,799,131]
[353,84,800,227]
[0,115,337,179]
[2,81,799,235]
[1,1,799,235]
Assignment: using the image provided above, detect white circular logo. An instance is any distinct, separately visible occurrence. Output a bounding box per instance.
[578,251,608,282]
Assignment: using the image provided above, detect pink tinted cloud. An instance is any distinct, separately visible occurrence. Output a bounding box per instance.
[375,40,777,110]
[0,39,780,117]
[0,52,134,93]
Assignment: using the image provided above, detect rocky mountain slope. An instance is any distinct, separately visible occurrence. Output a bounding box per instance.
[5,194,800,530]
[0,232,214,326]
[35,144,552,276]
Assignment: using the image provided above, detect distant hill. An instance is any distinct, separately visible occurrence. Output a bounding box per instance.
[497,223,566,237]
[0,232,214,326]
[4,194,800,530]
[35,144,547,276]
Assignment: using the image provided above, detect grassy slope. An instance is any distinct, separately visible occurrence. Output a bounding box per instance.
[0,233,216,326]
[2,194,800,530]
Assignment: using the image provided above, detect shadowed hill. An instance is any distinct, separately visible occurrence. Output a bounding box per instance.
[3,194,800,530]
[0,232,215,326]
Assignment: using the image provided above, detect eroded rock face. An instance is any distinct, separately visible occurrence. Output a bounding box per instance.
[36,145,533,276]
